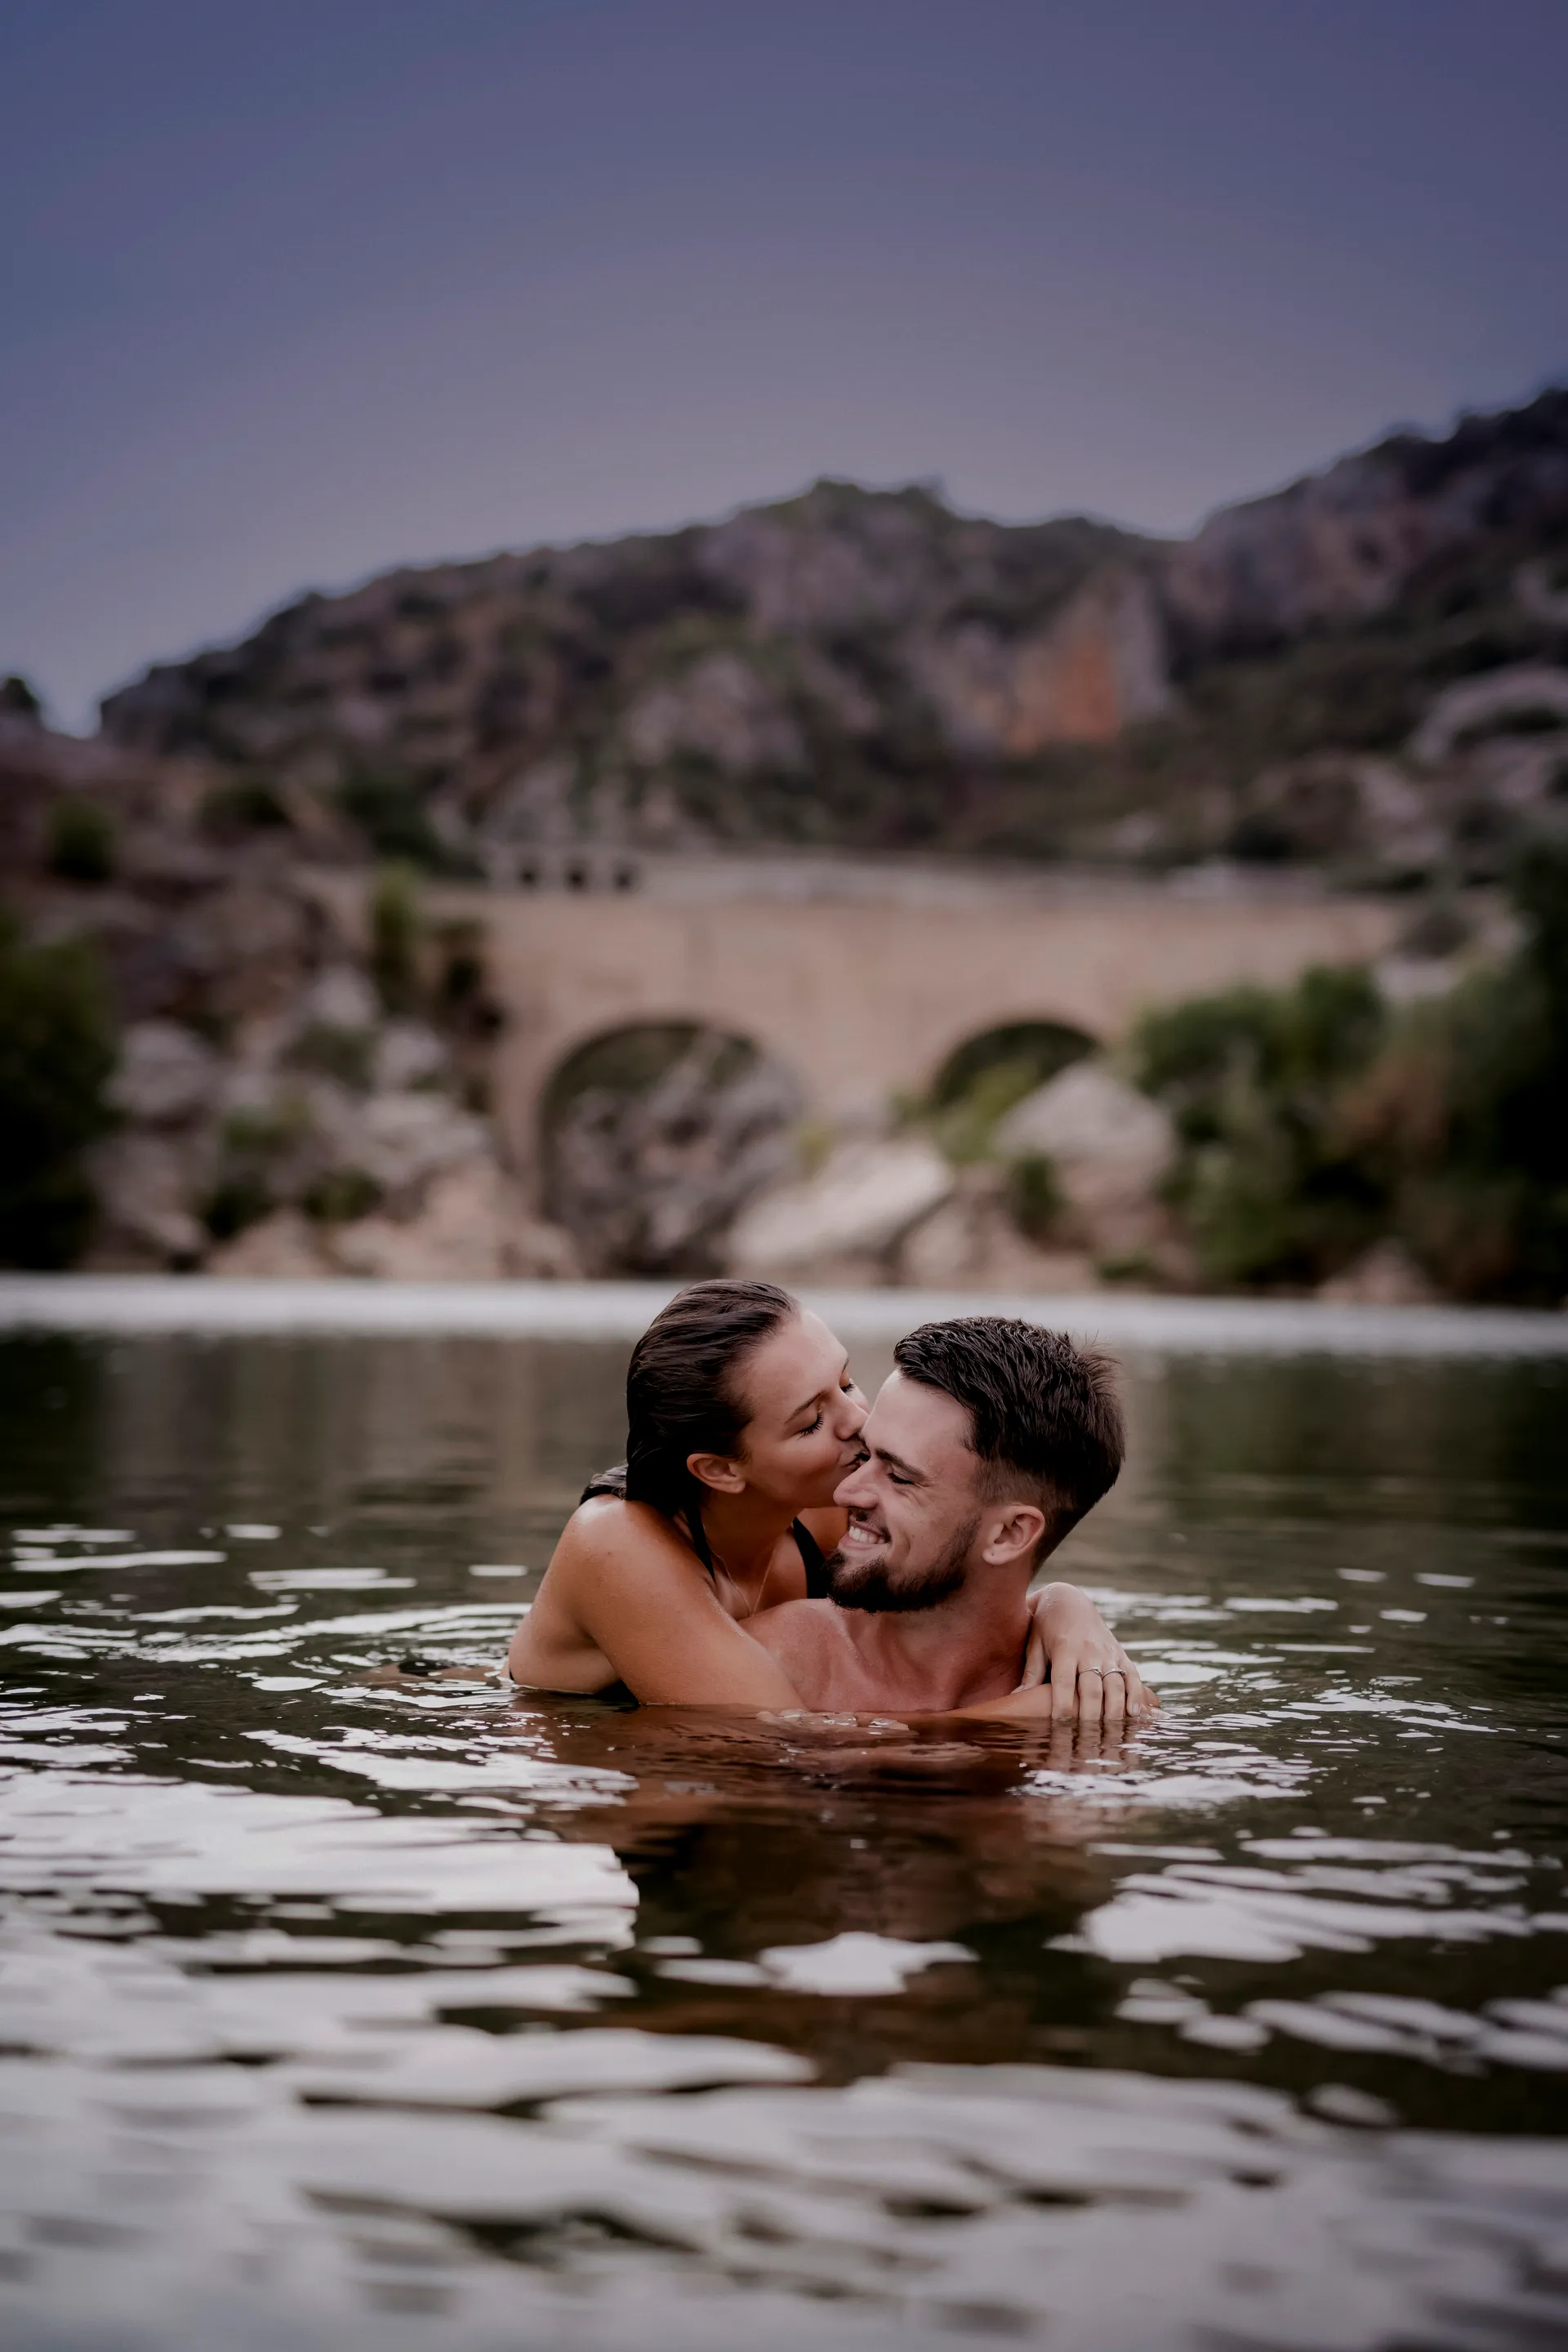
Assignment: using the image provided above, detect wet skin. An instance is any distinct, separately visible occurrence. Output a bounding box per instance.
[508,1313,1151,1722]
[749,1370,1152,1721]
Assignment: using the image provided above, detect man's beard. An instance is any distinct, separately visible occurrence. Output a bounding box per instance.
[823,1514,978,1615]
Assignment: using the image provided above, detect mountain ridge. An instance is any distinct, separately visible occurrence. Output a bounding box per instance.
[91,387,1568,881]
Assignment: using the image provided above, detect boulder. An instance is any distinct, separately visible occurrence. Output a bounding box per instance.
[106,1020,220,1125]
[1410,665,1568,766]
[898,1171,1098,1294]
[208,1209,332,1278]
[332,1156,581,1280]
[372,1019,449,1094]
[1317,1239,1440,1307]
[86,1131,210,1266]
[996,1062,1175,1210]
[727,1138,953,1281]
[343,1090,492,1197]
[165,883,314,1020]
[298,964,378,1035]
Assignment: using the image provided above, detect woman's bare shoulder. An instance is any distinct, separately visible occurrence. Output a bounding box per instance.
[550,1494,705,1586]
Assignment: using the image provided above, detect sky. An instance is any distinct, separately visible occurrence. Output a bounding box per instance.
[4,0,1566,730]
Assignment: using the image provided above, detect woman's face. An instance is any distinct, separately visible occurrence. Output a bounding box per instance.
[724,1310,867,1509]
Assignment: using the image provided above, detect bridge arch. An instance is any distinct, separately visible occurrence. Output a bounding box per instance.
[540,1018,804,1275]
[461,878,1405,1203]
[926,1018,1099,1110]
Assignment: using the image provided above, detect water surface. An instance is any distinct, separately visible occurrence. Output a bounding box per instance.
[2,1313,1567,2350]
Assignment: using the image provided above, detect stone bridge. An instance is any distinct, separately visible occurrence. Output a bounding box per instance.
[441,871,1404,1199]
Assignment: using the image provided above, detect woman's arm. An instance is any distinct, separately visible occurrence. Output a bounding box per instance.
[507,1498,805,1709]
[1004,1582,1156,1720]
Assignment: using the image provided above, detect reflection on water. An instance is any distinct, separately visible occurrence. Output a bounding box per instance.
[2,1326,1567,2348]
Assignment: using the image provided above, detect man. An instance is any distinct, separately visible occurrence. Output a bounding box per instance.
[748,1317,1151,1723]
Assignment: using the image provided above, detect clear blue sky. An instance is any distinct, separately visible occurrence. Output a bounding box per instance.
[5,0,1566,728]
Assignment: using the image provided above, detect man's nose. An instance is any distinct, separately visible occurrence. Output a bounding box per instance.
[834,1455,875,1509]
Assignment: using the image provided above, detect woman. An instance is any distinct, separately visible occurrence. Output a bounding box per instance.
[508,1279,1149,1718]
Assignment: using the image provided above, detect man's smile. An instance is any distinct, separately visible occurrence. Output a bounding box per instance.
[839,1517,888,1552]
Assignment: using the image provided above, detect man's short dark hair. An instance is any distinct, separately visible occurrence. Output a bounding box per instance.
[892,1317,1124,1549]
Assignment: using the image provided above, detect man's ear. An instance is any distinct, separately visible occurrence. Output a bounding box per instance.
[982,1501,1048,1568]
[686,1450,746,1498]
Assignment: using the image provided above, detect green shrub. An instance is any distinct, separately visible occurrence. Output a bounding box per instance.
[1005,1152,1062,1242]
[47,796,117,884]
[0,917,115,1267]
[930,1057,1049,1165]
[201,778,291,838]
[340,766,444,866]
[1134,965,1388,1287]
[1134,848,1568,1300]
[929,1021,1095,1110]
[437,921,484,1009]
[200,1100,309,1241]
[291,1021,373,1089]
[917,1027,1094,1167]
[303,1168,381,1224]
[1355,842,1568,1299]
[369,863,421,1011]
[200,1174,274,1242]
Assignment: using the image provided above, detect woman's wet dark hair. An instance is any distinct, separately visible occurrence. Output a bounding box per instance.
[581,1279,798,1572]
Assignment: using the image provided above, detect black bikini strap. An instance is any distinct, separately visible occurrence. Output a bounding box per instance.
[792,1517,831,1598]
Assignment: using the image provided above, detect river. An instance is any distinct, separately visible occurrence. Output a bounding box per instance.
[1,1281,1566,2350]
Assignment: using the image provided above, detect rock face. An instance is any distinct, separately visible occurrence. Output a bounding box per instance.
[924,568,1172,755]
[1165,398,1568,654]
[11,388,1568,1287]
[0,716,581,1279]
[727,1140,954,1285]
[106,1022,222,1126]
[91,390,1568,876]
[205,1165,581,1281]
[87,1131,212,1267]
[98,489,1169,868]
[1409,666,1568,765]
[332,1159,580,1281]
[896,1168,1097,1294]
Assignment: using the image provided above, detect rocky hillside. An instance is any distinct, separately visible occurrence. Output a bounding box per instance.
[97,390,1568,883]
[0,707,577,1276]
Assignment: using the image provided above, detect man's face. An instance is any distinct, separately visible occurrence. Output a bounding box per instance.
[825,1371,985,1613]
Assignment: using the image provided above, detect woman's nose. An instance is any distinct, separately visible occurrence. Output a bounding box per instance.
[835,1391,868,1437]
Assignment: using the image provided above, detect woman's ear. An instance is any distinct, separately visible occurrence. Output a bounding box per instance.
[686,1450,746,1498]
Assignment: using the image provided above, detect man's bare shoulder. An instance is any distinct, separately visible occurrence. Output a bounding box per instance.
[746,1597,845,1668]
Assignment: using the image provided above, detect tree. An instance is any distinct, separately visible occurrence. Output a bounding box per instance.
[0,917,115,1267]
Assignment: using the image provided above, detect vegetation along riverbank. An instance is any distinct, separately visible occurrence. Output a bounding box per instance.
[2,389,1566,1300]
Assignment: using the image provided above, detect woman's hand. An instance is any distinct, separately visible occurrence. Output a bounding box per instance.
[1016,1582,1156,1722]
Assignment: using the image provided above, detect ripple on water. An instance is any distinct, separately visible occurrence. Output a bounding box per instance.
[0,1329,1566,2348]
